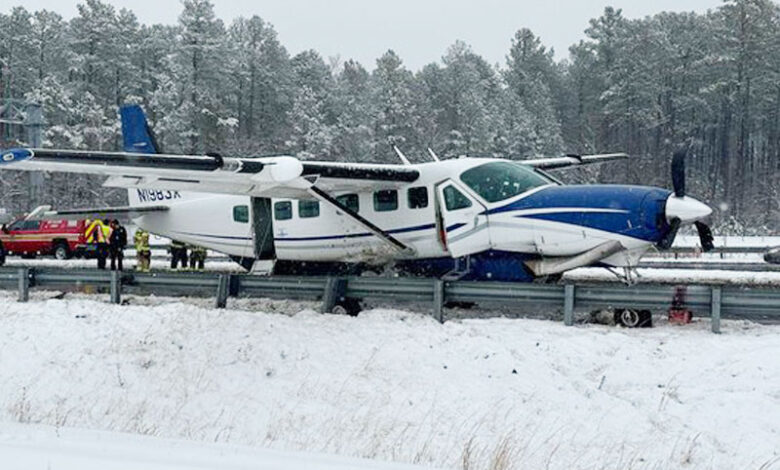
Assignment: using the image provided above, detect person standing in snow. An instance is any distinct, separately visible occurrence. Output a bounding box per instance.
[85,219,109,269]
[188,244,207,270]
[108,219,127,271]
[169,239,188,270]
[134,228,151,272]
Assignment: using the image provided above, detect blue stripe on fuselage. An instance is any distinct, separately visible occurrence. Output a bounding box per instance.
[489,185,672,242]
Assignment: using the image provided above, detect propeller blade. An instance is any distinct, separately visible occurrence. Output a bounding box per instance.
[671,150,686,197]
[657,217,681,250]
[694,221,715,252]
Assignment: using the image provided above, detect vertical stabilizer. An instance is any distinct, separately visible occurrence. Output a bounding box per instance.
[120,105,159,207]
[120,105,159,154]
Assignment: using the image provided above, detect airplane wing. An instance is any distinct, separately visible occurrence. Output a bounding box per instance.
[25,204,169,221]
[522,153,628,170]
[0,148,419,198]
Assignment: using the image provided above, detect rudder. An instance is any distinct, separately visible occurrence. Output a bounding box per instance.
[120,105,159,154]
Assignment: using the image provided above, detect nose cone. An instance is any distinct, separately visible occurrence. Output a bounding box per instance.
[665,195,712,223]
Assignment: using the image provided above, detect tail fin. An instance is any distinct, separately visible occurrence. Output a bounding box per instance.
[120,104,159,154]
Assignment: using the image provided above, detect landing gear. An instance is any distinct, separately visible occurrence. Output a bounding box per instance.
[614,308,652,328]
[331,298,361,316]
[606,266,640,285]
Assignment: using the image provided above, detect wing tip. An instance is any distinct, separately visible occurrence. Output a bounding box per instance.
[1,148,34,165]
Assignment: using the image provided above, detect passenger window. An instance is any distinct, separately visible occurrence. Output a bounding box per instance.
[336,194,359,213]
[407,187,428,209]
[443,186,472,211]
[274,201,292,220]
[233,205,249,223]
[299,200,320,218]
[21,220,41,230]
[373,190,398,212]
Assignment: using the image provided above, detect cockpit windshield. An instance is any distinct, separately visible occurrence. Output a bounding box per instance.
[460,161,555,203]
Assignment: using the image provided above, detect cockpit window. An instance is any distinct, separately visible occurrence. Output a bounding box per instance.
[460,161,554,203]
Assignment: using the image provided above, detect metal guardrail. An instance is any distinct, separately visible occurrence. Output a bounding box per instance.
[1,267,778,333]
[636,261,780,272]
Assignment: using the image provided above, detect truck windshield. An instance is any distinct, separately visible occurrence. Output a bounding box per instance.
[460,161,554,203]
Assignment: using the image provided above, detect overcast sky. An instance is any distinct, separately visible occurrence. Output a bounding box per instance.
[7,0,724,70]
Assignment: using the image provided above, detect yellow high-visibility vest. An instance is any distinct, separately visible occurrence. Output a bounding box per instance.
[85,220,107,243]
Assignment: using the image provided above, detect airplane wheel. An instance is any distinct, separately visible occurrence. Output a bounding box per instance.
[331,298,361,316]
[614,309,652,328]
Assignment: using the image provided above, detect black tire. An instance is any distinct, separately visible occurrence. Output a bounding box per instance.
[331,298,361,316]
[53,242,71,260]
[614,309,652,328]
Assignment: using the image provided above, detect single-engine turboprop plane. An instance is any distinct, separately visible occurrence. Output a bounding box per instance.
[0,105,714,282]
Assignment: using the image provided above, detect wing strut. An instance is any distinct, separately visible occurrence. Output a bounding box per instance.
[307,185,415,256]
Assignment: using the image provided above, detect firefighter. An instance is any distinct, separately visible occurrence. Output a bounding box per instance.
[134,228,151,272]
[170,239,188,270]
[188,244,207,271]
[85,219,109,269]
[108,219,127,271]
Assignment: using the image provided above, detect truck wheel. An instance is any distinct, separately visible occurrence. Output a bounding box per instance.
[53,242,71,260]
[614,309,652,328]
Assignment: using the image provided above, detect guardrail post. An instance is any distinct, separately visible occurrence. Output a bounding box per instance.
[563,284,575,326]
[433,279,445,323]
[110,271,122,304]
[321,277,346,314]
[17,268,30,302]
[711,286,721,334]
[215,274,230,309]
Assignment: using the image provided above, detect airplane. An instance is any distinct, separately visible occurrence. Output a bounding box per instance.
[0,105,714,285]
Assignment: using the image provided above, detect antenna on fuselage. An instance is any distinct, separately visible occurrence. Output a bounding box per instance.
[427,148,440,162]
[393,146,411,165]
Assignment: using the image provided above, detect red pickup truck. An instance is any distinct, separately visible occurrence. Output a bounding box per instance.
[0,219,88,265]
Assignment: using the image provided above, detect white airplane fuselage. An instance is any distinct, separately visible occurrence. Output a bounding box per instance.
[128,157,698,280]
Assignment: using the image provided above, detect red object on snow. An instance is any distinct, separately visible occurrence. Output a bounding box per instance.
[669,286,693,324]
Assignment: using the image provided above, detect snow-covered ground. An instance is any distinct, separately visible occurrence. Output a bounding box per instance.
[565,266,780,286]
[1,291,778,470]
[0,421,431,470]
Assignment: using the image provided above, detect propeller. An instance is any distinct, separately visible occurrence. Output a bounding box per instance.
[658,149,715,252]
[657,217,681,250]
[694,221,715,252]
[671,149,686,197]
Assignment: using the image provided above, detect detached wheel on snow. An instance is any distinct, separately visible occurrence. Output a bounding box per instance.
[331,298,361,316]
[614,308,652,328]
[53,242,71,260]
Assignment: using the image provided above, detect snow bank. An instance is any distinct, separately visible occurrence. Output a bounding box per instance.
[0,292,778,470]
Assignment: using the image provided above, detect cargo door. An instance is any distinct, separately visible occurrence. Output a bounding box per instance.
[251,197,275,259]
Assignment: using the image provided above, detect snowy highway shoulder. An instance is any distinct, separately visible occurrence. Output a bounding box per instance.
[0,291,779,469]
[0,422,431,470]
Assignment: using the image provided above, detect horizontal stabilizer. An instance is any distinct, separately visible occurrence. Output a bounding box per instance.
[25,204,169,221]
[524,240,625,276]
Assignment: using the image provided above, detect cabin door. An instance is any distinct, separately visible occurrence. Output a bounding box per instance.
[434,180,491,257]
